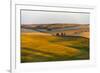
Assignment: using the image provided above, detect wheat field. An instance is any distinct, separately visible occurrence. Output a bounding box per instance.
[21,31,89,63]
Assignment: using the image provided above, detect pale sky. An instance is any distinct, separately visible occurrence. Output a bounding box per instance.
[21,10,90,24]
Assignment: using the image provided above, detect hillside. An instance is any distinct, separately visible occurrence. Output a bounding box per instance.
[21,32,89,63]
[21,23,89,38]
[21,23,89,63]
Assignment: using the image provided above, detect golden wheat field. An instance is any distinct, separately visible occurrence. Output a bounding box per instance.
[21,31,89,63]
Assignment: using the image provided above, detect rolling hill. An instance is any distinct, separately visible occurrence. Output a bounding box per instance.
[21,23,89,63]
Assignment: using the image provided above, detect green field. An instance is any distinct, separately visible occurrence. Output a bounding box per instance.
[21,32,89,63]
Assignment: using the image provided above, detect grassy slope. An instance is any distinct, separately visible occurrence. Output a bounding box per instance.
[21,32,89,63]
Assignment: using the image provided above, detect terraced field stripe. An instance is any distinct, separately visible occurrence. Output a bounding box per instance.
[21,48,64,57]
[21,48,54,58]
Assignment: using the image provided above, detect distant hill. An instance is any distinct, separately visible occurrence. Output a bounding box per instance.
[21,23,89,38]
[21,23,89,30]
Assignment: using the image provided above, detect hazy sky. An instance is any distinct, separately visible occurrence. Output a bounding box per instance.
[21,10,90,24]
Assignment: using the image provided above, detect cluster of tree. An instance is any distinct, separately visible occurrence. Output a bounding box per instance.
[56,32,66,37]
